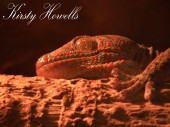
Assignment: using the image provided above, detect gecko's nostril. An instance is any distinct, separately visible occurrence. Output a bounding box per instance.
[36,54,49,70]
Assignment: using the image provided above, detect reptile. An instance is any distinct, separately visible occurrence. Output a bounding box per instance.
[36,35,170,101]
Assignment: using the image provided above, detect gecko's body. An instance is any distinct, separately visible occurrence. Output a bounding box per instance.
[36,35,170,101]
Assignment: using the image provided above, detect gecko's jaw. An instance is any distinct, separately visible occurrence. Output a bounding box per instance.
[35,40,131,79]
[36,51,94,71]
[36,47,127,71]
[36,50,127,79]
[36,57,87,79]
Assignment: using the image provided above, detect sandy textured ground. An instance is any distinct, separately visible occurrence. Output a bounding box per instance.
[0,74,170,127]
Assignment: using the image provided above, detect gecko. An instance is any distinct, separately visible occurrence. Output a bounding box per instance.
[36,35,170,101]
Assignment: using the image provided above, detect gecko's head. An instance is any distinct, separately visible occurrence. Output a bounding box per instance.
[36,35,137,79]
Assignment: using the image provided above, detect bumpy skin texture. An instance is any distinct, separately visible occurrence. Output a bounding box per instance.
[36,35,170,101]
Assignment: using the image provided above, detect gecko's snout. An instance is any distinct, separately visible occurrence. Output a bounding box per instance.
[36,54,49,71]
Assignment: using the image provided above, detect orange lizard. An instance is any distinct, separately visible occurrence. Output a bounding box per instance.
[36,35,170,101]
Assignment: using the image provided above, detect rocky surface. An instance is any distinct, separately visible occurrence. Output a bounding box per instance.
[0,74,170,127]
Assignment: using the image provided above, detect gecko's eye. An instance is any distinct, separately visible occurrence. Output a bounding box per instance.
[75,37,97,51]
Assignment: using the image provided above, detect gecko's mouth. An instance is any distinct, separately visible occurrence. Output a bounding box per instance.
[35,49,127,79]
[36,48,126,71]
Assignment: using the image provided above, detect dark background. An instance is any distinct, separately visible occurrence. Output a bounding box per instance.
[0,0,170,76]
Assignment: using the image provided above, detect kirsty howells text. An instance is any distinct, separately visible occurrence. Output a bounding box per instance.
[2,3,82,25]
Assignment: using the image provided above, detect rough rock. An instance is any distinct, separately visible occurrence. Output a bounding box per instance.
[0,74,170,127]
